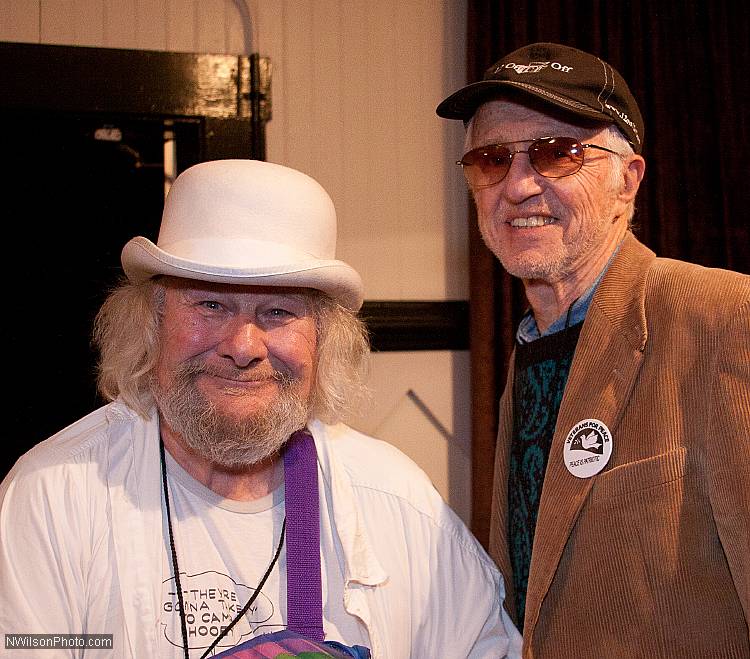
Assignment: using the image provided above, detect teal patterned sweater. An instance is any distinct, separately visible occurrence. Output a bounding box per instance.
[509,321,583,630]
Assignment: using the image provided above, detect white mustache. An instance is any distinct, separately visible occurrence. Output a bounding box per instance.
[179,361,294,386]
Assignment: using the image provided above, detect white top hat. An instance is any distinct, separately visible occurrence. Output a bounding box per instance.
[121,159,364,310]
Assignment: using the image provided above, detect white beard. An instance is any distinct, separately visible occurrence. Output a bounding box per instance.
[152,363,311,469]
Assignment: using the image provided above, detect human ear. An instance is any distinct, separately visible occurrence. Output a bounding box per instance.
[619,155,646,203]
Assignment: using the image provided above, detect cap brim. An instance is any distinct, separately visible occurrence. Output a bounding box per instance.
[121,237,364,311]
[437,80,616,127]
[436,80,508,119]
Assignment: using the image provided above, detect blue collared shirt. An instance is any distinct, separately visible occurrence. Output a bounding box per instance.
[516,243,622,344]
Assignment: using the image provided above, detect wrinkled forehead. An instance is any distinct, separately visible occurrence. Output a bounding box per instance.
[467,98,609,147]
[158,276,316,298]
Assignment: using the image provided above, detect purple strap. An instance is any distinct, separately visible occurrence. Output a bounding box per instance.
[283,429,325,642]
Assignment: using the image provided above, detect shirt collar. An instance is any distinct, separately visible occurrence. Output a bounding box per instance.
[517,241,623,344]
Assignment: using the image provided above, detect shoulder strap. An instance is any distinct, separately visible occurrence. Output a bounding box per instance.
[283,429,325,642]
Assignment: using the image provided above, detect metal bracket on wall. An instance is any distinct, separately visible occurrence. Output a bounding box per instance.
[359,300,469,352]
[239,54,272,122]
[239,54,272,161]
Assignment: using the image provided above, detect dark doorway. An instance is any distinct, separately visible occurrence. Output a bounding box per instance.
[4,111,203,477]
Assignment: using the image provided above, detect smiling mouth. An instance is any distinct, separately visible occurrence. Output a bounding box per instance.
[205,374,278,387]
[203,376,280,399]
[510,216,556,228]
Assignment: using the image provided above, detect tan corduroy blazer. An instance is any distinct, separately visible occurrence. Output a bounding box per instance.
[490,233,750,658]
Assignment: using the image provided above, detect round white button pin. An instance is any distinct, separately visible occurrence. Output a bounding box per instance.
[563,418,613,478]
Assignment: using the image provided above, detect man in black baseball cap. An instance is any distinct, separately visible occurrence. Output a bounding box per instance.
[438,42,750,658]
[437,42,644,152]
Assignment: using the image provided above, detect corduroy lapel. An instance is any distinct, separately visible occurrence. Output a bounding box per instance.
[521,233,655,641]
[489,352,517,618]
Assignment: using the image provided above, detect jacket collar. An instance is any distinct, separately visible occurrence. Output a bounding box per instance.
[495,233,655,635]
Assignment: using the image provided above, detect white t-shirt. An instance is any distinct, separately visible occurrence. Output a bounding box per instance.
[1,406,522,658]
[159,452,369,657]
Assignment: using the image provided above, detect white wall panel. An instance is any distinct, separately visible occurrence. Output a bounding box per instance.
[279,0,315,175]
[252,0,285,157]
[134,0,167,51]
[344,350,472,525]
[103,0,137,49]
[393,2,439,296]
[337,0,370,282]
[0,0,39,42]
[308,0,344,198]
[164,0,196,52]
[73,0,106,44]
[255,0,469,302]
[226,0,246,54]
[39,0,76,44]
[196,0,227,53]
[352,3,400,300]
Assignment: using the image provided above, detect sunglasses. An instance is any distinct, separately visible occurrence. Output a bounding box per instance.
[457,136,622,189]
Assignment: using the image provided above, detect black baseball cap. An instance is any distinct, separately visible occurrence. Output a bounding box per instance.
[436,42,644,153]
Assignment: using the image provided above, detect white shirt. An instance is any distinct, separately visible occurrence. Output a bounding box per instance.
[0,401,522,658]
[157,452,368,656]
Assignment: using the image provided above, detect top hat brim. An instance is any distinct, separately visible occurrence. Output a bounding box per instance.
[121,236,365,311]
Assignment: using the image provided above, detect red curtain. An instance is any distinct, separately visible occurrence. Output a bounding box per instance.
[465,0,750,547]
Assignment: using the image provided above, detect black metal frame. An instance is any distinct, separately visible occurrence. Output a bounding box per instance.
[361,301,469,351]
[0,40,266,160]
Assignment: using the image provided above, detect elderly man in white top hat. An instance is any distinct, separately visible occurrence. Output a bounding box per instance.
[0,159,521,659]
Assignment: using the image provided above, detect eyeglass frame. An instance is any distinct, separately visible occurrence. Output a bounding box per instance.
[456,136,624,189]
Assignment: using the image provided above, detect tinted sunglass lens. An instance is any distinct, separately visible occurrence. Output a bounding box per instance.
[463,145,511,187]
[529,138,584,177]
